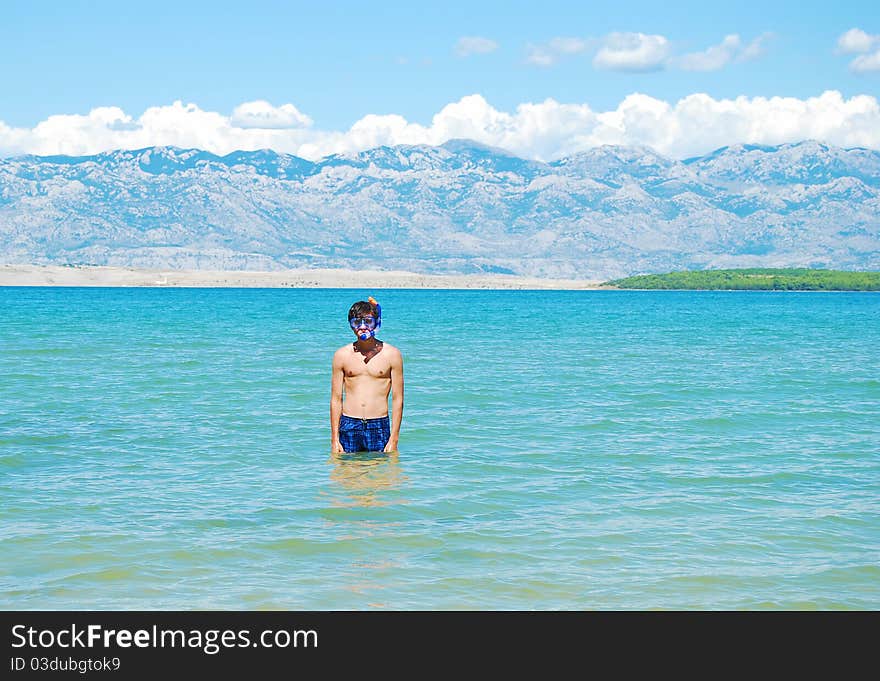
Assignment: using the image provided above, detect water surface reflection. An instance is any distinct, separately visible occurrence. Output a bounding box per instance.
[326,451,406,508]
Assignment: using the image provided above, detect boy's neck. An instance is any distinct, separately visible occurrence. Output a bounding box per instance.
[354,337,380,351]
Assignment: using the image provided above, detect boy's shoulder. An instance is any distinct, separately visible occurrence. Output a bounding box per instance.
[378,341,402,360]
[380,341,401,353]
[333,344,354,360]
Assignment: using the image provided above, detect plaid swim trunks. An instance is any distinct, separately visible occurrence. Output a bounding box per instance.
[338,414,391,452]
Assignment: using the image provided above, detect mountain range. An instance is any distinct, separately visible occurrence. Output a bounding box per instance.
[1,139,878,280]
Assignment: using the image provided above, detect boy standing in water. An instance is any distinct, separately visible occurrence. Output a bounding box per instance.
[330,297,404,453]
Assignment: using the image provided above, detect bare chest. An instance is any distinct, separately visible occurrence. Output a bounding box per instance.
[342,353,392,379]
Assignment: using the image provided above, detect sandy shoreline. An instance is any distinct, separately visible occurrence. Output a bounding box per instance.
[0,265,610,289]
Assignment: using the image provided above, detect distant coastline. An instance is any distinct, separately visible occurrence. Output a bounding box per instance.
[608,268,880,291]
[0,265,608,290]
[4,265,879,291]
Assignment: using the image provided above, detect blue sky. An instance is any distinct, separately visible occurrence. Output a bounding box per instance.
[1,0,878,159]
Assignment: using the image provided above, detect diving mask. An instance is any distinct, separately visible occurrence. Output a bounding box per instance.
[349,316,378,331]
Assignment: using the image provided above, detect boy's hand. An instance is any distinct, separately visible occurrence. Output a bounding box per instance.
[331,440,344,454]
[383,438,398,453]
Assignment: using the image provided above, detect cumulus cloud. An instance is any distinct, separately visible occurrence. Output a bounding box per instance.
[837,28,879,54]
[836,28,880,73]
[454,36,498,57]
[0,101,325,158]
[593,32,670,72]
[2,91,879,162]
[230,100,312,129]
[850,51,880,73]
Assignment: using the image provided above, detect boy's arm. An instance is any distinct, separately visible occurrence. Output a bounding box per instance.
[330,352,344,453]
[384,350,404,452]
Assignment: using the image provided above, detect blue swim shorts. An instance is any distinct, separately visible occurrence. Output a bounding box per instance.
[338,414,391,452]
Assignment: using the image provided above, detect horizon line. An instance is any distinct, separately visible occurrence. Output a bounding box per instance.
[1,137,871,165]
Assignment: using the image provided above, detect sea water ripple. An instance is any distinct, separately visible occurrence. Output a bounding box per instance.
[1,288,878,609]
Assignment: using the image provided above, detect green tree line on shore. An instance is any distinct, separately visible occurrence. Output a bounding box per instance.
[606,268,880,291]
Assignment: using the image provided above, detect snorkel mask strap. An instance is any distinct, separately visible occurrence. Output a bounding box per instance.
[368,296,382,331]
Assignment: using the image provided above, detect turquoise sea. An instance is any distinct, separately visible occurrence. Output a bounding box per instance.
[1,287,878,610]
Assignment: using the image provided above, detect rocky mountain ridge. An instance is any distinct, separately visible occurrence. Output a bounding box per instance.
[1,139,877,279]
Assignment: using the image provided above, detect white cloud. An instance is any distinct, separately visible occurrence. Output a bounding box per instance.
[230,100,312,129]
[836,28,880,73]
[0,101,323,158]
[837,28,880,73]
[851,51,880,73]
[593,32,670,72]
[454,36,498,57]
[2,91,879,162]
[530,31,769,72]
[837,28,879,54]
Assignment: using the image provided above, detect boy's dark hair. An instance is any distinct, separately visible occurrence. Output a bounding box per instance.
[348,300,378,320]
